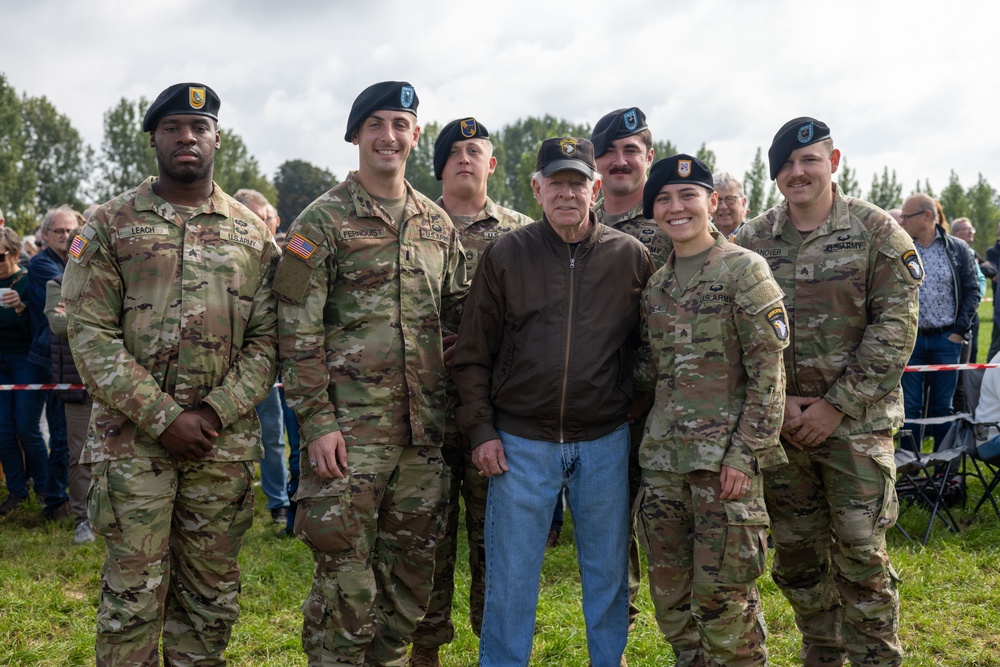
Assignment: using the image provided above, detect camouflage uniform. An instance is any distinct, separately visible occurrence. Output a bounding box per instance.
[734,184,921,667]
[593,196,669,627]
[274,171,468,667]
[594,197,671,270]
[634,233,788,667]
[410,197,530,649]
[62,177,279,666]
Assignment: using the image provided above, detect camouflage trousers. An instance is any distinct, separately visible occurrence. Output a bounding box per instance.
[88,457,256,667]
[409,431,488,648]
[637,467,769,667]
[764,432,902,667]
[294,444,449,667]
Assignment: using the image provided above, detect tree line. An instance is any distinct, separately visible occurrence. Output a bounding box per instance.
[2,72,999,255]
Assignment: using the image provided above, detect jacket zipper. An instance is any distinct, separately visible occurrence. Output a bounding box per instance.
[559,245,578,442]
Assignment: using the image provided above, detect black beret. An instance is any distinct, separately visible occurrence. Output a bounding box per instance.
[767,117,831,180]
[142,83,220,132]
[535,137,596,179]
[433,117,490,181]
[590,107,648,157]
[642,154,714,219]
[344,81,418,142]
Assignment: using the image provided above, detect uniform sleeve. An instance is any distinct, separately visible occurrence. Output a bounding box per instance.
[274,219,340,447]
[724,265,789,474]
[633,288,657,394]
[440,227,470,334]
[452,243,506,448]
[44,279,67,338]
[201,240,280,429]
[63,222,185,439]
[823,227,922,420]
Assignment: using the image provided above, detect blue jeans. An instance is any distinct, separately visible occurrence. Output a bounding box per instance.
[0,353,49,499]
[901,332,962,449]
[480,424,630,667]
[43,389,69,510]
[255,386,288,510]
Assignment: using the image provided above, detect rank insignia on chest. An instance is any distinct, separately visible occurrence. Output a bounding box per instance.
[69,235,87,259]
[902,249,923,280]
[767,307,789,340]
[287,233,318,260]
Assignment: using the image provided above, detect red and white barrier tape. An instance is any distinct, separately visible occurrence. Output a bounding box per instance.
[903,363,1000,372]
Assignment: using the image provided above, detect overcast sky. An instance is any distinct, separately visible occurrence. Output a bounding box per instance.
[3,0,996,201]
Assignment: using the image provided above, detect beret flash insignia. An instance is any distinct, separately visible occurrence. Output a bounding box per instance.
[460,118,477,138]
[624,108,638,131]
[400,85,415,108]
[189,87,206,110]
[797,122,814,144]
[677,159,692,178]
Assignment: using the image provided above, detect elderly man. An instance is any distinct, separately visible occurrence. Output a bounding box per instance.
[713,171,749,239]
[898,194,979,447]
[453,137,654,667]
[407,117,531,667]
[28,205,82,522]
[64,82,279,666]
[274,81,469,667]
[735,117,921,667]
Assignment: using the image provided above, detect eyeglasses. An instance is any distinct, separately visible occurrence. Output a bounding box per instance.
[717,195,743,207]
[0,253,6,261]
[48,229,75,236]
[899,211,928,222]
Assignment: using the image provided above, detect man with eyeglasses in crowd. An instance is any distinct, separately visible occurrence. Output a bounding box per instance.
[898,194,979,448]
[712,172,750,239]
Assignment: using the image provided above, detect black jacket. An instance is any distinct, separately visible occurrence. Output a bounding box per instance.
[453,214,654,447]
[931,227,980,338]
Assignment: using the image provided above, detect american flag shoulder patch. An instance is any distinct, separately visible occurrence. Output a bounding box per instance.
[69,235,87,259]
[287,233,318,260]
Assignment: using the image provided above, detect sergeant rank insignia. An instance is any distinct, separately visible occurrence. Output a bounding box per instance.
[767,306,789,340]
[189,87,206,109]
[287,233,317,261]
[460,118,478,138]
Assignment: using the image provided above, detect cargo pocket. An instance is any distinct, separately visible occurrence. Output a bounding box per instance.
[719,494,769,584]
[872,451,899,535]
[86,461,121,540]
[226,462,256,539]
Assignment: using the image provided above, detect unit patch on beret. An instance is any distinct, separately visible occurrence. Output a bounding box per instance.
[401,86,415,108]
[189,87,206,110]
[677,159,692,178]
[460,118,478,138]
[797,122,814,144]
[624,108,639,131]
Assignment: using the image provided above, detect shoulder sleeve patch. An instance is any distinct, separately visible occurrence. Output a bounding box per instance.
[273,223,328,305]
[881,228,924,285]
[736,267,784,315]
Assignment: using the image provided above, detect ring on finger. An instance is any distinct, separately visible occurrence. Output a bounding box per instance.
[309,459,318,467]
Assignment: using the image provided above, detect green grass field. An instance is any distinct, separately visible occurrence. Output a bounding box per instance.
[2,301,999,666]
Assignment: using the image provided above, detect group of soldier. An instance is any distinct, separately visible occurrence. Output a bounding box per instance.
[60,79,921,667]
